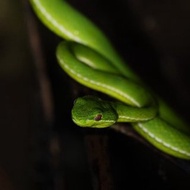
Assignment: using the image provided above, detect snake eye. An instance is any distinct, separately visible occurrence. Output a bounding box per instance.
[94,114,102,121]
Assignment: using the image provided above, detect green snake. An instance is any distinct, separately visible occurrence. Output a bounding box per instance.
[30,0,190,159]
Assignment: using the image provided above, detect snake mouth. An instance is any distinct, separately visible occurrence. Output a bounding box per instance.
[72,115,115,128]
[72,117,83,127]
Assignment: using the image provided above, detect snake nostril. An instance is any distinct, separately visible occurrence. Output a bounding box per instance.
[94,114,102,121]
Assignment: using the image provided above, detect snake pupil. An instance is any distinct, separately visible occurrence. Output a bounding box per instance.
[94,114,102,121]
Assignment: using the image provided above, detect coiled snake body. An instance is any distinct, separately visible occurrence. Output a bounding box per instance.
[30,0,190,159]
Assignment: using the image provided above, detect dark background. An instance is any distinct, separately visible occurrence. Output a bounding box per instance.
[0,0,190,189]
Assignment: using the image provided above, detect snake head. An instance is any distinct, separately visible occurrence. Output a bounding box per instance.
[71,96,118,128]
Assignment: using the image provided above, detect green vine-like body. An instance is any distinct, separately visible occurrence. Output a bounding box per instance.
[30,0,190,159]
